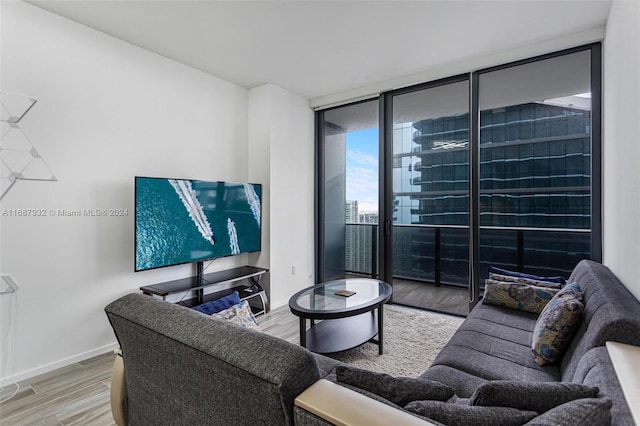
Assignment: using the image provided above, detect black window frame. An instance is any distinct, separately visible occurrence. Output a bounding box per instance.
[315,42,602,313]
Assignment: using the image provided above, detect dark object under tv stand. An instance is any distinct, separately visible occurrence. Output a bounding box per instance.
[140,266,270,315]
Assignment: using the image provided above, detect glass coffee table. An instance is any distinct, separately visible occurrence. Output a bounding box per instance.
[288,278,392,354]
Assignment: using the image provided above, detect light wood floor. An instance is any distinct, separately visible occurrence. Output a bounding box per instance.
[0,352,116,425]
[0,296,460,425]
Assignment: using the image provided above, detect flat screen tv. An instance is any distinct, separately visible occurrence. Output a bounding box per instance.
[135,176,262,272]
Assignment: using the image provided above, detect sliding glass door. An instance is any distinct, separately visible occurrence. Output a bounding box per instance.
[317,44,601,316]
[385,77,471,315]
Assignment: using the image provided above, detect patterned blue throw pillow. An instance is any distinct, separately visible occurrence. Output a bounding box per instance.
[531,283,584,366]
[211,300,261,331]
[488,273,562,289]
[489,266,566,285]
[483,280,559,314]
[192,291,241,315]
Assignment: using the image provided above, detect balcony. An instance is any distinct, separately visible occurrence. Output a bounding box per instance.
[345,223,590,315]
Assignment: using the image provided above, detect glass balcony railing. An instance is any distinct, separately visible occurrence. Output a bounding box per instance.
[345,223,590,287]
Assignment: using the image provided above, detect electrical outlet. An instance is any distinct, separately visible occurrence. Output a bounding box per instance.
[291,265,296,275]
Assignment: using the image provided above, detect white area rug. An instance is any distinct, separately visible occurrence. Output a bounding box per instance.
[294,304,464,378]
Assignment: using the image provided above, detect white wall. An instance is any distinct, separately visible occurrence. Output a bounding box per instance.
[247,86,272,272]
[0,1,250,384]
[248,84,315,308]
[603,0,640,301]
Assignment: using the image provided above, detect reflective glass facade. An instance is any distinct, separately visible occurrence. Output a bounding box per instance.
[390,100,592,284]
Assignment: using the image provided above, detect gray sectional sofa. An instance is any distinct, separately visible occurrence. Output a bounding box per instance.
[106,260,640,425]
[421,260,640,425]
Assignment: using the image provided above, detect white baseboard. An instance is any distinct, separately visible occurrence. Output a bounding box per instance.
[0,342,119,388]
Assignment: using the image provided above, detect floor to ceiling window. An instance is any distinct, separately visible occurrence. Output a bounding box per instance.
[316,43,601,316]
[476,49,597,285]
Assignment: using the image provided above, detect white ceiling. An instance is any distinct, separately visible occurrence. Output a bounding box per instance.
[27,0,612,101]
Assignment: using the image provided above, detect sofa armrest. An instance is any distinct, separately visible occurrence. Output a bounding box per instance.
[606,341,640,425]
[110,353,128,426]
[294,379,436,426]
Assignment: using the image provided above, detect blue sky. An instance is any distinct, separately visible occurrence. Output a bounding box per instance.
[346,127,378,213]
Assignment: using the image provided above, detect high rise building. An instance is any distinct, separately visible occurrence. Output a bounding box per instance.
[391,99,591,283]
[345,200,359,223]
[359,212,378,224]
[407,101,591,229]
[345,200,377,274]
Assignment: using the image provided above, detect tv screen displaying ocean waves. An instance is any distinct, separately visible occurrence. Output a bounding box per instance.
[135,177,262,271]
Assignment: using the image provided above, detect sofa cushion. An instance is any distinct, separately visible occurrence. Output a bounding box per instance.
[192,291,241,315]
[523,398,612,426]
[488,266,566,285]
[422,303,560,397]
[448,395,471,405]
[469,380,598,413]
[211,300,261,330]
[420,366,489,399]
[336,365,454,406]
[483,280,558,314]
[532,284,584,366]
[335,382,404,410]
[404,400,538,426]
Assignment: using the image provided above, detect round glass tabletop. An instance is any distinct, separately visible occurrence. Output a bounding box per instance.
[289,278,392,317]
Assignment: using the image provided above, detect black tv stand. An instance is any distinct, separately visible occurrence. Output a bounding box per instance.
[196,260,205,287]
[140,266,270,315]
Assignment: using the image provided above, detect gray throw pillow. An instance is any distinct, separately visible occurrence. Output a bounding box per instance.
[469,380,599,413]
[336,365,455,407]
[336,382,403,410]
[404,400,538,426]
[524,398,612,426]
